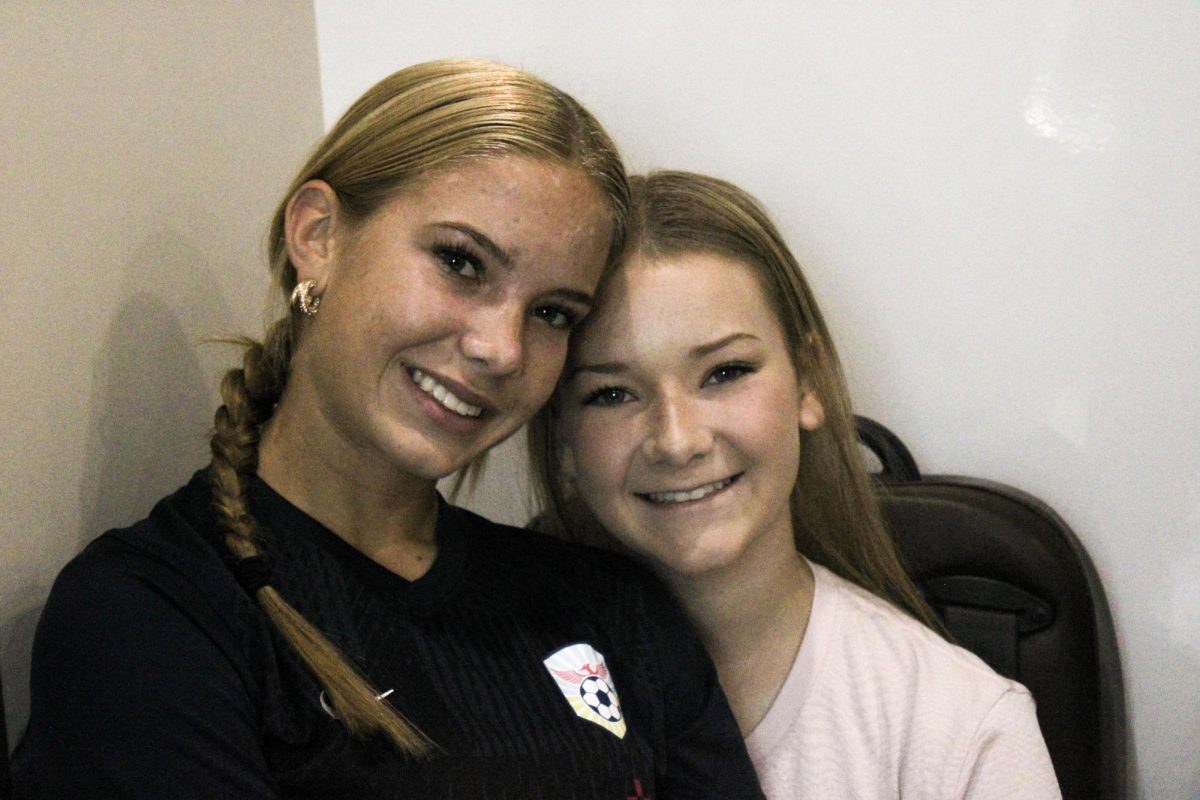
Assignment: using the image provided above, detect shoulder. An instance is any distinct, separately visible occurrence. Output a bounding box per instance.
[814,563,1027,707]
[448,503,668,600]
[14,472,274,796]
[36,470,258,683]
[955,689,1061,797]
[67,471,239,599]
[447,503,700,667]
[805,563,1056,796]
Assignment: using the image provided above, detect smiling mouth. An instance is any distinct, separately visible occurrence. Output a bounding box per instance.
[638,474,742,505]
[409,368,485,418]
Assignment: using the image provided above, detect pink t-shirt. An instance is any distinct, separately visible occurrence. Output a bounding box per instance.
[745,561,1061,799]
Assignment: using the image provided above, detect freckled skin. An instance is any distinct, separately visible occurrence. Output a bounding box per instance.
[561,252,823,579]
[282,156,614,487]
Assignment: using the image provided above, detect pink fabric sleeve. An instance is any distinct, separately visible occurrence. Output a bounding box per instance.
[955,689,1062,799]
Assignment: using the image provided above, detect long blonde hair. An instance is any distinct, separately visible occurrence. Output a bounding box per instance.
[528,170,938,631]
[210,59,629,754]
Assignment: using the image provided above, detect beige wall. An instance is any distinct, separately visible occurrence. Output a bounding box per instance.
[0,1,323,741]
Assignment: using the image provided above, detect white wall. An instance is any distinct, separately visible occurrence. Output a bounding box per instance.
[0,1,323,740]
[314,2,1199,797]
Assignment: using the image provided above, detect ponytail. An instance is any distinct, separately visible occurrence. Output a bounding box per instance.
[209,318,431,754]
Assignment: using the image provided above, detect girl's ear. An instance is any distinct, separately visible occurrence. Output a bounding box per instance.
[284,180,339,286]
[795,332,827,431]
[798,388,826,431]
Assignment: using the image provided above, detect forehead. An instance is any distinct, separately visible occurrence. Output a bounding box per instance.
[402,155,608,224]
[573,251,784,358]
[360,154,614,286]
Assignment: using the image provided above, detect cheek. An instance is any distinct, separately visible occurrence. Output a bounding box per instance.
[564,416,631,493]
[764,415,803,478]
[739,389,804,470]
[349,275,453,350]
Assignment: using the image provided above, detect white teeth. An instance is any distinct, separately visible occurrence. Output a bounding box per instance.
[645,477,735,505]
[410,369,484,418]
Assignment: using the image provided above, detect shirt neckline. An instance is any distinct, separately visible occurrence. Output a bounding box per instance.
[248,475,469,610]
[745,558,839,758]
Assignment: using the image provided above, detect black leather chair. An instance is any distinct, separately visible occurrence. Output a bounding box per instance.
[1,663,10,799]
[857,416,1126,800]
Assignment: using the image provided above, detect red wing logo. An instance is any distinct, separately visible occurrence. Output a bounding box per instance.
[550,662,609,684]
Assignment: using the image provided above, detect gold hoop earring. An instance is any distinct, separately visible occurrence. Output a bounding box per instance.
[290,279,321,316]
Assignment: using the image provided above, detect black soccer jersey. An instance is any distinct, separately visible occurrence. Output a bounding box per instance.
[12,470,763,799]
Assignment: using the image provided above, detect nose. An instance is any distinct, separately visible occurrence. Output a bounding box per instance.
[459,302,525,377]
[641,390,713,467]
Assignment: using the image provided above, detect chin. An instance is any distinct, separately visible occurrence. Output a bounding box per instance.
[392,427,502,482]
[388,445,470,483]
[647,538,746,579]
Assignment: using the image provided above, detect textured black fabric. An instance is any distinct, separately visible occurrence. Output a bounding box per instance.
[12,470,762,799]
[229,554,273,595]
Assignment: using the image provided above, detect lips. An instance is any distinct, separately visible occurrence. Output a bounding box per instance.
[409,368,486,418]
[637,474,742,505]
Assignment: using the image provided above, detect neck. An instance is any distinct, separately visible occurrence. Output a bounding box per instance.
[257,391,440,581]
[664,539,814,736]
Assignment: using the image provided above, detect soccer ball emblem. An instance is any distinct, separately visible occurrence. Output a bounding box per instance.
[579,676,621,722]
[545,644,627,738]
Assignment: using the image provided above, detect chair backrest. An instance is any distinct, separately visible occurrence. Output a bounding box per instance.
[857,416,1126,800]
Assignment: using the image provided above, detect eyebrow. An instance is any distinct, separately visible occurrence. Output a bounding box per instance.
[433,222,512,268]
[566,361,627,381]
[691,332,759,358]
[432,222,593,308]
[568,332,759,381]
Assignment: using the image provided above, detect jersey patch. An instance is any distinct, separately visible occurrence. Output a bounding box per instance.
[543,642,626,739]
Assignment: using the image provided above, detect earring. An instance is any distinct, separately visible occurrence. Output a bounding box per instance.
[290,279,321,316]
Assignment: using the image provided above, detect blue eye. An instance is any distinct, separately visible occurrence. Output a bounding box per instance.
[705,363,754,386]
[532,304,578,331]
[582,386,633,407]
[434,245,481,279]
